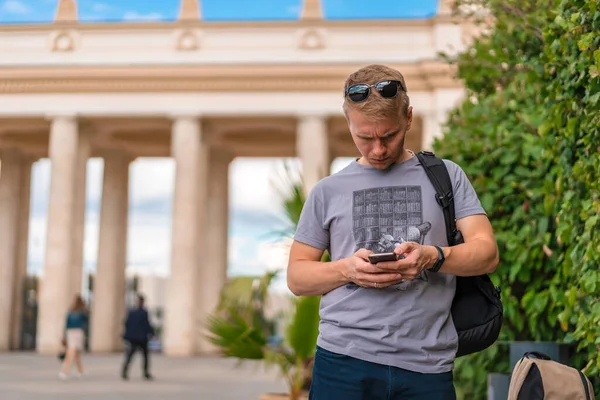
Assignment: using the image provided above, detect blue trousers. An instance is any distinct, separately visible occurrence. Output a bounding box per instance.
[309,346,456,400]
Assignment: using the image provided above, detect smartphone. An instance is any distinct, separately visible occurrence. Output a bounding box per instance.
[368,252,399,264]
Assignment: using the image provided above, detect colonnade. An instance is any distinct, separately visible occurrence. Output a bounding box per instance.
[0,113,333,355]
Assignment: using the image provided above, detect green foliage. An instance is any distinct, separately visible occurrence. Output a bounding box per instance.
[286,296,321,361]
[217,273,276,314]
[207,272,278,360]
[206,304,268,360]
[271,161,306,239]
[206,274,320,399]
[281,295,321,397]
[436,0,599,397]
[270,161,332,265]
[542,0,600,376]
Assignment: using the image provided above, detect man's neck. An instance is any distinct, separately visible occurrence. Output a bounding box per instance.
[397,149,414,163]
[358,149,413,166]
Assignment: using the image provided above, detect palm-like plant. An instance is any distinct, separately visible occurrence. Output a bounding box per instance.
[208,272,279,360]
[205,161,321,400]
[206,291,320,399]
[270,161,306,239]
[264,295,320,399]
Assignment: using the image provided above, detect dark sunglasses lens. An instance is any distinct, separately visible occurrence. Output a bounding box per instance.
[376,81,399,98]
[347,85,370,102]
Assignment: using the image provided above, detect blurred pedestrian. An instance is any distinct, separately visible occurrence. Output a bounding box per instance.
[121,294,155,380]
[59,294,88,379]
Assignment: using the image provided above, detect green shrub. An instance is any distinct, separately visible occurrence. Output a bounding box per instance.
[542,0,600,377]
[435,0,599,397]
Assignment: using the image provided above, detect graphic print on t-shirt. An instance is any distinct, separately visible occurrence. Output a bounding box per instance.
[352,185,431,290]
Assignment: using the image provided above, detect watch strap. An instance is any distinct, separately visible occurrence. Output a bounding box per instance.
[429,245,445,272]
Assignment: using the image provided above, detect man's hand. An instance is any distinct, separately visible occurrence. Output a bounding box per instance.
[343,249,404,288]
[374,242,438,280]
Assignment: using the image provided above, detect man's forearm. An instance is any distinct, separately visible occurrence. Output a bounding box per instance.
[430,238,499,276]
[287,259,350,296]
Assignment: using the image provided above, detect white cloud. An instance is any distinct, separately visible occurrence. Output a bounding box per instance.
[83,211,100,268]
[126,213,172,269]
[228,235,259,271]
[231,157,299,213]
[29,159,50,216]
[331,157,354,173]
[230,157,354,213]
[129,158,174,202]
[27,216,47,272]
[257,238,293,272]
[86,158,103,203]
[0,0,31,15]
[122,11,164,21]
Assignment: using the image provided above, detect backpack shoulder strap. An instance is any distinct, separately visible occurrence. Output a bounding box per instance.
[415,151,457,246]
[508,357,536,400]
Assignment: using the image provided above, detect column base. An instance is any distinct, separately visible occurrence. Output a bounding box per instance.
[90,349,124,354]
[195,348,223,357]
[161,349,223,358]
[90,344,124,354]
[37,343,62,356]
[163,347,197,357]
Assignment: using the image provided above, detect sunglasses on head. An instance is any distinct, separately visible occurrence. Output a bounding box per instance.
[344,79,406,103]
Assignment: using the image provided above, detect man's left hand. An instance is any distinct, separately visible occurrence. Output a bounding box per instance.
[374,242,438,280]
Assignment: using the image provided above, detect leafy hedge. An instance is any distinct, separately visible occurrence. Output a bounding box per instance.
[434,0,599,398]
[543,0,600,376]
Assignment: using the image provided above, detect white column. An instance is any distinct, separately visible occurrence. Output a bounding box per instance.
[90,152,131,353]
[421,89,466,151]
[434,0,464,55]
[37,116,87,355]
[10,158,33,350]
[164,115,207,356]
[196,149,231,354]
[0,151,24,351]
[71,132,91,295]
[433,22,464,57]
[297,115,331,197]
[421,111,442,152]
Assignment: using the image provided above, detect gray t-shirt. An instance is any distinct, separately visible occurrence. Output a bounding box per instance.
[293,154,486,374]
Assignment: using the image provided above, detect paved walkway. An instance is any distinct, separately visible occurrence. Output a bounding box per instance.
[0,353,288,400]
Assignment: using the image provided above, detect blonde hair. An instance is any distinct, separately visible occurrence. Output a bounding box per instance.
[343,64,410,121]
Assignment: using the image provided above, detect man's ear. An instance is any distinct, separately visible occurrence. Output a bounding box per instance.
[406,106,413,131]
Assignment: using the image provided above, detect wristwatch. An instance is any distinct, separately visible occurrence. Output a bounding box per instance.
[429,245,445,272]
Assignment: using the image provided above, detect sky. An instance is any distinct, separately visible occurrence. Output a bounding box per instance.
[0,0,440,23]
[1,0,441,293]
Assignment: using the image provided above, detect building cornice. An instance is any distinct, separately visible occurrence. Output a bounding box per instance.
[0,61,460,94]
[0,17,459,32]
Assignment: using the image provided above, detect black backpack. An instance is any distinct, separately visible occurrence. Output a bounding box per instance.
[416,151,503,357]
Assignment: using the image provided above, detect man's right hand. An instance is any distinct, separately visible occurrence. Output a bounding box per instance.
[343,249,404,289]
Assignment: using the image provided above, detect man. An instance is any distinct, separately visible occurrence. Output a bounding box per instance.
[287,64,499,399]
[121,294,155,381]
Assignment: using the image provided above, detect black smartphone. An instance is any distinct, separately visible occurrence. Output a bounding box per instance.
[368,252,398,264]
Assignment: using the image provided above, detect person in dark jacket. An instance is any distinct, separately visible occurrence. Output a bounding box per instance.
[121,294,155,380]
